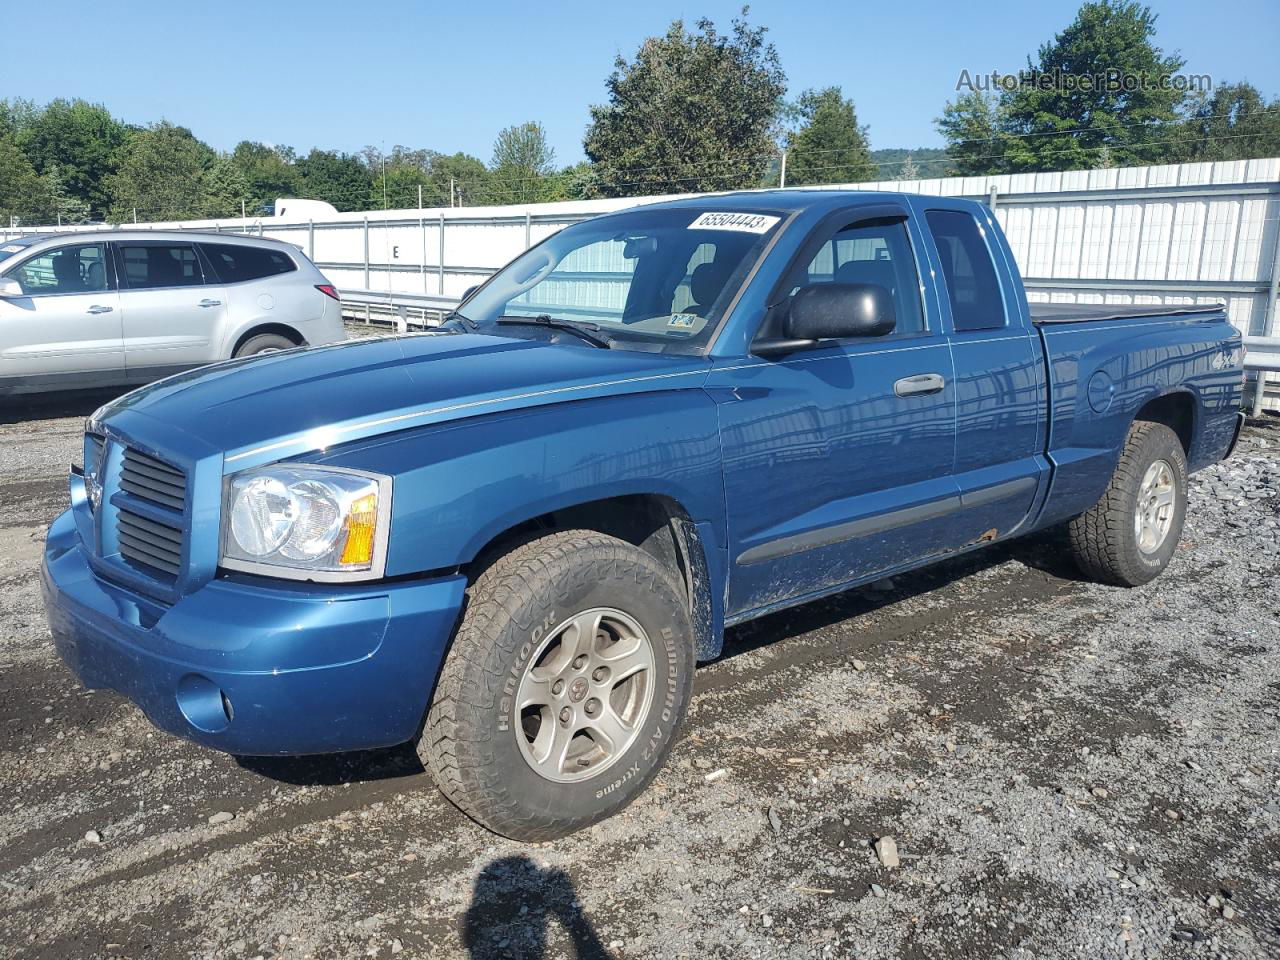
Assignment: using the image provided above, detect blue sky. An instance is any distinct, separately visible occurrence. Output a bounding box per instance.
[2,0,1277,165]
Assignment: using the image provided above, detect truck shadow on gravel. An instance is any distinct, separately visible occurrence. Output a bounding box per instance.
[235,741,427,786]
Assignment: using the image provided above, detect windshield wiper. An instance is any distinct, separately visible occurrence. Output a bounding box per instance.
[441,310,478,330]
[496,314,613,349]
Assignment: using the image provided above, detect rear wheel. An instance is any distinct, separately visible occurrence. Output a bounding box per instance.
[234,333,295,358]
[420,530,694,840]
[1067,420,1188,586]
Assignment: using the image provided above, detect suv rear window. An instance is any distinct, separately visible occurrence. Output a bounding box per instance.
[200,243,297,283]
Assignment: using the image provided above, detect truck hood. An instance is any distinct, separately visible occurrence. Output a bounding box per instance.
[98,333,709,470]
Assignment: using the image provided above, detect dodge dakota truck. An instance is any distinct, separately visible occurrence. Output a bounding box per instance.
[43,190,1245,840]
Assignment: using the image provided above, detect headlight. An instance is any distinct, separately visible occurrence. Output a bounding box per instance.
[220,465,391,581]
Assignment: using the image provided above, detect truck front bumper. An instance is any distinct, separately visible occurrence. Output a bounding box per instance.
[42,508,466,756]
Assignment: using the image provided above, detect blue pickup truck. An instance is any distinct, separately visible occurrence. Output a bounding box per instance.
[43,191,1245,839]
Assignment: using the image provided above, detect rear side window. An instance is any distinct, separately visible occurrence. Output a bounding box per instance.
[200,243,297,283]
[119,243,205,289]
[924,210,1006,332]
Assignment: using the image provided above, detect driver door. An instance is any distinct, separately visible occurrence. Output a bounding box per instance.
[708,210,959,617]
[0,241,125,391]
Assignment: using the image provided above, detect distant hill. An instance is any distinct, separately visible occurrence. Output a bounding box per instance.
[869,147,954,179]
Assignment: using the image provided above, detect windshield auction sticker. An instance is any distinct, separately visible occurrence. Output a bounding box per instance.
[688,212,780,234]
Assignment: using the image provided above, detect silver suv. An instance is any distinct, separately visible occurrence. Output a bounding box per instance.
[0,230,346,396]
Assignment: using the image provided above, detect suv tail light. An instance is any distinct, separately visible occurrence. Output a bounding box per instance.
[316,284,340,301]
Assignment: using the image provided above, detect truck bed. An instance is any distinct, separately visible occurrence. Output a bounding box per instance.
[1029,302,1224,325]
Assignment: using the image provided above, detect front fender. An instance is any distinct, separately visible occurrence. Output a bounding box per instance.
[312,390,727,577]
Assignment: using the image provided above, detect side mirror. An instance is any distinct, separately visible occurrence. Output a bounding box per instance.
[788,283,896,340]
[461,284,479,301]
[753,283,896,356]
[0,277,22,298]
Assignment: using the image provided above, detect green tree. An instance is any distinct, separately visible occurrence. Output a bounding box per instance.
[0,136,48,226]
[105,122,215,222]
[1006,1,1187,169]
[1178,82,1280,161]
[938,1,1189,173]
[0,98,38,141]
[556,161,601,201]
[870,146,952,177]
[17,98,127,217]
[432,152,491,206]
[936,92,1017,175]
[229,141,301,213]
[41,165,92,224]
[784,87,874,186]
[369,147,493,208]
[202,154,251,218]
[488,122,557,203]
[296,149,373,212]
[583,8,786,196]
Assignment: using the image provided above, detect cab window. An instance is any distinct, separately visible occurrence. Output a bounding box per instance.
[8,243,110,296]
[764,218,925,339]
[924,210,1007,332]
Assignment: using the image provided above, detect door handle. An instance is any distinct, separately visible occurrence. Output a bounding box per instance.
[894,373,946,397]
[198,299,222,307]
[86,305,114,315]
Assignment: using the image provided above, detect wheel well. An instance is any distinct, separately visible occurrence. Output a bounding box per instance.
[470,494,693,590]
[1135,391,1194,456]
[231,323,305,357]
[468,494,720,661]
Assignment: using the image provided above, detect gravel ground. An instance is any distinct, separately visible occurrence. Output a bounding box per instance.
[0,391,1276,960]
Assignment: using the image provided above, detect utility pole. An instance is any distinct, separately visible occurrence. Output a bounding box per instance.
[132,208,138,224]
[449,177,456,208]
[241,199,246,220]
[779,151,787,189]
[417,184,423,210]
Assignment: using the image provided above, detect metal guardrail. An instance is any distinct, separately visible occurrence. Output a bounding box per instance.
[1245,336,1280,416]
[338,288,461,332]
[1244,337,1280,371]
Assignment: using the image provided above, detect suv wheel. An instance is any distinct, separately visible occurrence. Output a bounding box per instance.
[234,333,296,358]
[420,530,694,840]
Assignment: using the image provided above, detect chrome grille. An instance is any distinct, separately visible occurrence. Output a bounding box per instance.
[117,508,183,577]
[120,449,187,511]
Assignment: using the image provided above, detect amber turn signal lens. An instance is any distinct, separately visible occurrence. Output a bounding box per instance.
[339,493,379,566]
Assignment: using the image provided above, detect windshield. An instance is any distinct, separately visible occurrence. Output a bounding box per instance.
[453,207,784,354]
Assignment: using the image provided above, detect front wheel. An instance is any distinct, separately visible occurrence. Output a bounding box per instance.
[1067,420,1188,586]
[420,530,694,840]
